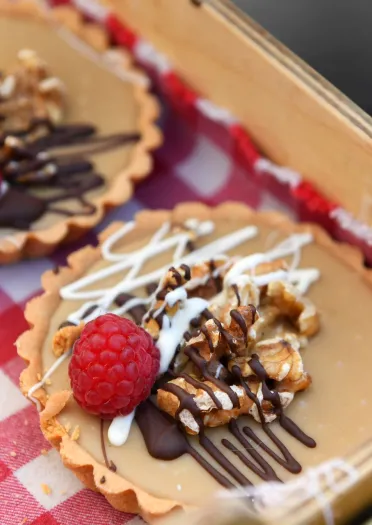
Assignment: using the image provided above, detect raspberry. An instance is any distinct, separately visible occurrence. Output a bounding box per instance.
[68,314,160,418]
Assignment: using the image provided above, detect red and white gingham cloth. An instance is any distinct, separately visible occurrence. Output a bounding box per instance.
[1,2,372,524]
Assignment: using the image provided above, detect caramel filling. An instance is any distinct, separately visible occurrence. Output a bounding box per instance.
[35,215,372,506]
[0,14,140,236]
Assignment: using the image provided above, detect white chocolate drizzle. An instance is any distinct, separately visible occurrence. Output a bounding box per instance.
[27,349,72,411]
[30,218,320,448]
[108,410,136,446]
[157,295,209,374]
[225,233,318,292]
[59,219,257,445]
[61,220,257,321]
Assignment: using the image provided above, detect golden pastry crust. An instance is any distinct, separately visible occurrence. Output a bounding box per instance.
[16,202,371,522]
[0,0,161,264]
[52,323,83,357]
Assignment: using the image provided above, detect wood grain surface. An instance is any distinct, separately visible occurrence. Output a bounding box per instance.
[110,0,372,219]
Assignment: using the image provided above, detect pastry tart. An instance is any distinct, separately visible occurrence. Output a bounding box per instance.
[0,1,161,263]
[17,203,372,524]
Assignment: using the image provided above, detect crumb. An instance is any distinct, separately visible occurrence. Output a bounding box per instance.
[60,490,67,495]
[100,476,106,484]
[71,425,80,441]
[46,394,50,400]
[41,484,52,495]
[41,449,49,456]
[10,451,17,458]
[64,422,71,433]
[20,519,28,525]
[45,378,52,386]
[36,373,41,381]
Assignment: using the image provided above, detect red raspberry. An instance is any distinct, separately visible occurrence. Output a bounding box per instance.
[68,314,160,418]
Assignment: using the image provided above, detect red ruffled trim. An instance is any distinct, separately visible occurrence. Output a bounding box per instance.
[105,14,138,51]
[48,0,71,5]
[290,182,338,234]
[291,181,338,214]
[229,124,260,170]
[163,72,198,109]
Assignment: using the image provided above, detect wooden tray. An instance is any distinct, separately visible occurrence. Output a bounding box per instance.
[110,0,372,221]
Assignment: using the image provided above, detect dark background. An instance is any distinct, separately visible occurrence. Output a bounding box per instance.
[233,1,372,115]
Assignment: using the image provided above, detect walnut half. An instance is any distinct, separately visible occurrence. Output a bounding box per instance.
[266,281,320,336]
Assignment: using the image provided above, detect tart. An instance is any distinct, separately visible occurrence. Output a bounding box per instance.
[17,203,372,524]
[0,1,161,263]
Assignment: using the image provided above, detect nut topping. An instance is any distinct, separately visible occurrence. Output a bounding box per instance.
[156,249,319,434]
[52,324,83,357]
[266,280,319,336]
[157,376,255,434]
[0,49,65,132]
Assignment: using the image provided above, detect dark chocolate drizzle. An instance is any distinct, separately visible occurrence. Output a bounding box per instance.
[0,118,140,230]
[209,259,223,293]
[180,263,191,281]
[185,345,239,407]
[199,433,251,486]
[114,292,147,325]
[180,372,223,409]
[200,308,239,354]
[138,312,316,486]
[230,309,249,347]
[232,365,303,474]
[135,401,234,488]
[136,400,188,460]
[169,266,183,286]
[248,355,316,448]
[64,241,316,489]
[155,288,168,301]
[186,239,196,253]
[186,259,224,300]
[100,419,117,472]
[162,382,205,431]
[146,282,158,296]
[144,367,313,486]
[81,304,99,319]
[231,284,241,306]
[58,320,76,330]
[223,420,281,482]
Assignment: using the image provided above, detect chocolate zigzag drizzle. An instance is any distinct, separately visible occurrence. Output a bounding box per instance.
[129,284,316,487]
[136,400,235,488]
[53,221,320,490]
[71,259,316,488]
[0,117,140,230]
